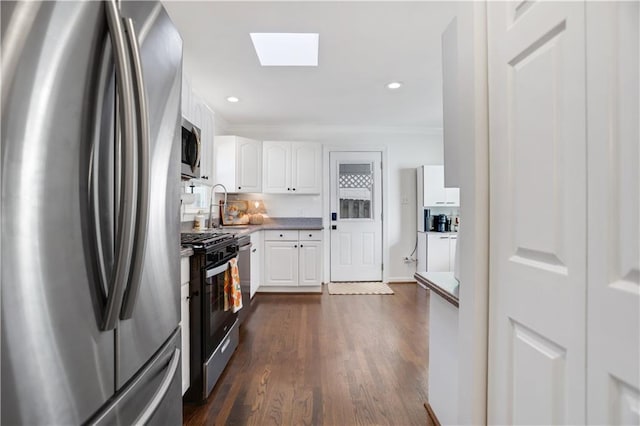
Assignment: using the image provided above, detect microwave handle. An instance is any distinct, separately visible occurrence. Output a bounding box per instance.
[191,126,201,173]
[102,0,137,331]
[120,16,150,321]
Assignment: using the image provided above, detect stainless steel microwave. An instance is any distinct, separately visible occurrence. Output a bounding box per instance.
[181,118,201,179]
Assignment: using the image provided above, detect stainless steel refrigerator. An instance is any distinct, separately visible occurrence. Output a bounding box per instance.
[1,1,183,424]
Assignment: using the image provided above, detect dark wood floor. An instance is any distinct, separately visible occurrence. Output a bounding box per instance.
[183,283,432,426]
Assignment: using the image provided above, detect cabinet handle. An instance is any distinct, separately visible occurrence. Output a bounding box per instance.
[300,244,304,248]
[440,236,448,239]
[238,186,241,190]
[252,248,257,253]
[436,202,445,205]
[294,245,298,248]
[308,234,312,237]
[446,202,455,204]
[292,188,296,191]
[279,234,283,237]
[287,188,291,191]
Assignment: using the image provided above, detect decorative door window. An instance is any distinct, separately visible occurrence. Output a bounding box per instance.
[338,163,373,219]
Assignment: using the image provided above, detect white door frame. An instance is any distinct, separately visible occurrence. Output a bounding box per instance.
[322,145,388,284]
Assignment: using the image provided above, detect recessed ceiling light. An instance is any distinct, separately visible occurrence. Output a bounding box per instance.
[250,33,319,66]
[226,96,239,103]
[387,81,402,90]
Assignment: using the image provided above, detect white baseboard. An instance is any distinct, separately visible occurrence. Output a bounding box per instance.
[256,286,322,293]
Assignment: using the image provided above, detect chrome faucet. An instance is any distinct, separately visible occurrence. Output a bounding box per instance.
[209,184,227,229]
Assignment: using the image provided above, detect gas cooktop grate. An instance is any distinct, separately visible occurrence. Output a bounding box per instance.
[181,232,235,248]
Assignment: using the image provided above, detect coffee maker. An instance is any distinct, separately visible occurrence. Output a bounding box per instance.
[434,214,448,232]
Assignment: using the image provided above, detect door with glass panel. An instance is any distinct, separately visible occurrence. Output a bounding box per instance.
[330,151,382,282]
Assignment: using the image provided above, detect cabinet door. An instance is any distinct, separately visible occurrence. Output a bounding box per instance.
[249,231,262,297]
[236,137,262,192]
[264,241,298,286]
[427,233,451,272]
[199,103,214,181]
[449,235,457,272]
[180,283,190,396]
[291,142,322,194]
[299,240,322,286]
[423,165,447,206]
[445,187,460,206]
[417,232,428,272]
[263,142,291,193]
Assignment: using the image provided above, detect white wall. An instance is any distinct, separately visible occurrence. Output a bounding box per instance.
[222,124,443,281]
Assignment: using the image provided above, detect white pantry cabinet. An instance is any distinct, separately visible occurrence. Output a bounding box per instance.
[179,256,190,396]
[263,230,323,287]
[214,136,262,193]
[420,165,460,207]
[263,141,321,194]
[426,233,457,272]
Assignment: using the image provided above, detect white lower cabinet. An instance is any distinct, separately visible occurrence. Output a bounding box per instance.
[448,235,457,272]
[263,230,322,288]
[264,241,299,287]
[426,233,457,272]
[299,241,322,286]
[179,257,190,396]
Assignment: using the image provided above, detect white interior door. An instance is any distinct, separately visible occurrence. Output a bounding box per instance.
[586,2,640,424]
[487,1,587,424]
[330,151,382,282]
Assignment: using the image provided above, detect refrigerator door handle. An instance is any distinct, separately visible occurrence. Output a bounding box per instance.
[133,348,181,425]
[120,16,150,320]
[102,0,138,331]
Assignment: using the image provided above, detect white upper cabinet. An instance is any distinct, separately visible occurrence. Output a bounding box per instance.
[214,135,262,193]
[421,165,459,207]
[263,141,321,194]
[262,141,291,193]
[197,102,214,182]
[291,143,322,194]
[181,75,214,181]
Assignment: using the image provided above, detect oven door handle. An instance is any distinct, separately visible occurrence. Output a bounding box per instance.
[238,243,252,252]
[206,261,232,279]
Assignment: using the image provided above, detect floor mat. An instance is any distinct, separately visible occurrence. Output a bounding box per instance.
[327,282,394,295]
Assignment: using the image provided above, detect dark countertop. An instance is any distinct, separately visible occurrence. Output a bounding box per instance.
[414,272,459,308]
[183,217,323,237]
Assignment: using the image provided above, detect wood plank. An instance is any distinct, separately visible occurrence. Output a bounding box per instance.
[183,284,431,425]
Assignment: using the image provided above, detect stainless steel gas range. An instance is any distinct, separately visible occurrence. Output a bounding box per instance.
[181,232,239,403]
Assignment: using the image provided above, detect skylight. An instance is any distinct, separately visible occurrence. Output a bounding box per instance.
[250,33,319,66]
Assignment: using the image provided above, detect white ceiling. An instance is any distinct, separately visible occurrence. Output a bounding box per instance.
[162,1,457,129]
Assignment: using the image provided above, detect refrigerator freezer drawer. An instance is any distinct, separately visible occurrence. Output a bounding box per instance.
[88,328,182,426]
[204,319,239,398]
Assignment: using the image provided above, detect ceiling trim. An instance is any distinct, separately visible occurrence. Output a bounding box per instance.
[224,123,443,136]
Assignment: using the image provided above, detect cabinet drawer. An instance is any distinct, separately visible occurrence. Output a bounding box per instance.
[264,230,298,241]
[299,230,322,241]
[180,257,190,285]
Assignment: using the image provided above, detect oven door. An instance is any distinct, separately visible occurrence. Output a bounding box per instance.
[203,258,237,357]
[181,119,200,179]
